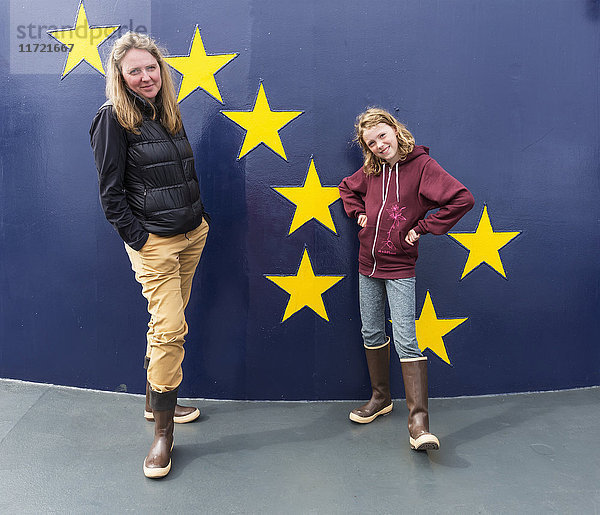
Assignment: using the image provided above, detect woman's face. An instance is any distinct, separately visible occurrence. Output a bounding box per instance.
[362,123,400,165]
[120,48,162,101]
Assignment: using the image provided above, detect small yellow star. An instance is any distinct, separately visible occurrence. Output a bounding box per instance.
[266,249,344,322]
[47,1,119,78]
[415,291,468,365]
[221,83,303,160]
[164,26,238,103]
[449,205,521,279]
[273,158,341,235]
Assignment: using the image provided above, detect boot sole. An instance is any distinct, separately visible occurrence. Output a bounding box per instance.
[144,408,200,424]
[143,441,174,479]
[410,434,440,451]
[349,402,393,424]
[143,458,171,478]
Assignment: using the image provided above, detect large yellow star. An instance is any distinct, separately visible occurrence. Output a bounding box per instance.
[47,1,119,78]
[449,205,521,279]
[164,26,238,103]
[415,291,468,365]
[273,158,341,235]
[266,249,344,322]
[221,83,303,160]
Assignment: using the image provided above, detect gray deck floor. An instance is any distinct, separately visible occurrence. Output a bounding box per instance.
[0,379,598,514]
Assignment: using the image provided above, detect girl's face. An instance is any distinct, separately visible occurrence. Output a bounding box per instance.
[120,48,162,102]
[362,123,400,165]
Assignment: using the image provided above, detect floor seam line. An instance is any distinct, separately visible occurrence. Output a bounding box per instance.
[0,386,51,447]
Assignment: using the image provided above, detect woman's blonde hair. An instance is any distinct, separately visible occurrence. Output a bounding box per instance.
[105,32,182,135]
[355,108,415,176]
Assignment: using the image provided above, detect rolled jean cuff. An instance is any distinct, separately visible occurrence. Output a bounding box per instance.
[143,356,150,370]
[149,387,178,411]
[364,336,390,350]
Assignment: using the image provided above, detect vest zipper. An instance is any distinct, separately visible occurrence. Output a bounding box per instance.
[164,128,194,214]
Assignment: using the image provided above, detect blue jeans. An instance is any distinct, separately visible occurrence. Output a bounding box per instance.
[358,274,422,359]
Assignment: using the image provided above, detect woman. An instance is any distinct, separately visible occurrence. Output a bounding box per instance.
[90,32,209,478]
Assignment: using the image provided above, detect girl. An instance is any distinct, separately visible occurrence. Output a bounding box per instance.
[339,108,474,451]
[90,33,209,477]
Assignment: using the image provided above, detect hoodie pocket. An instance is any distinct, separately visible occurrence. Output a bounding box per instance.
[357,225,376,264]
[391,230,418,260]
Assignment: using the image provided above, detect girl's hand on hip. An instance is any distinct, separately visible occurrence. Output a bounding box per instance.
[357,214,367,227]
[405,229,420,246]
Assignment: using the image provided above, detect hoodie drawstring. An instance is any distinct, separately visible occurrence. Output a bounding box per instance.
[369,164,394,277]
[369,162,400,277]
[395,162,399,203]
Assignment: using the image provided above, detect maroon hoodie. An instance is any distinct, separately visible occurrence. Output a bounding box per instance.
[339,145,474,279]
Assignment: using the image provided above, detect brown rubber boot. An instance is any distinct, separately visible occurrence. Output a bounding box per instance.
[143,407,175,478]
[144,381,200,424]
[400,357,440,451]
[349,337,393,423]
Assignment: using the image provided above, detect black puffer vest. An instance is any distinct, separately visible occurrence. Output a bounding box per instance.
[91,96,207,249]
[118,99,206,236]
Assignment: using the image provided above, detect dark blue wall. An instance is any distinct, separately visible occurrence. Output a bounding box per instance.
[1,0,598,399]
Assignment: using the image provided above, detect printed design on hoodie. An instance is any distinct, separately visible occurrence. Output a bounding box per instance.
[378,203,406,254]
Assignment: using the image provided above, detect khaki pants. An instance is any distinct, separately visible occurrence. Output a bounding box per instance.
[125,219,209,393]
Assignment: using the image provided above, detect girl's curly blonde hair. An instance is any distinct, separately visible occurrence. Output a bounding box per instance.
[355,108,415,176]
[105,32,182,135]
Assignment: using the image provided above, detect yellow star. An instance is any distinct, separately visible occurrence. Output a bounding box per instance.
[266,249,344,322]
[449,205,521,279]
[415,291,468,365]
[164,26,238,103]
[273,158,341,235]
[221,83,303,160]
[47,1,119,78]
